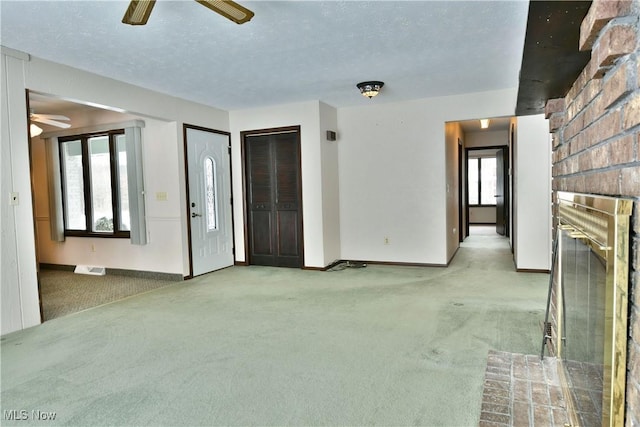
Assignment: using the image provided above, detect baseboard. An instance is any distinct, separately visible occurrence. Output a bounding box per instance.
[39,263,75,272]
[39,263,183,281]
[516,268,551,274]
[365,260,447,268]
[234,261,331,270]
[302,266,326,271]
[235,259,448,271]
[330,259,447,269]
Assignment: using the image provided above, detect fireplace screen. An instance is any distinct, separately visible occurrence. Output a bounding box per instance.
[555,192,632,427]
[560,230,606,424]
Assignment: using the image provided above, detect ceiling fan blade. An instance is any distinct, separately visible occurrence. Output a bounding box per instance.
[32,117,72,129]
[31,114,70,121]
[196,0,254,24]
[122,0,156,25]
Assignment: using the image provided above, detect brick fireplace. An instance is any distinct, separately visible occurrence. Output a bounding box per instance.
[544,0,640,425]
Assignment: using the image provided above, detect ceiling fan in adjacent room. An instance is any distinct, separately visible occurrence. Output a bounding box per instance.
[29,111,71,137]
[122,0,254,26]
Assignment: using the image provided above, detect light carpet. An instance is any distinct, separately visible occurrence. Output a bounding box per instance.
[1,233,548,426]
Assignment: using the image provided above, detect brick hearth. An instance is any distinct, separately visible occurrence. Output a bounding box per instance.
[479,350,570,427]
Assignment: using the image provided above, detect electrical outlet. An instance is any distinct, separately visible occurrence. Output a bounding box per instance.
[91,244,96,252]
[384,237,390,245]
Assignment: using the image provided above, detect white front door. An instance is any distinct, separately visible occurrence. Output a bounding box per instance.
[186,126,234,276]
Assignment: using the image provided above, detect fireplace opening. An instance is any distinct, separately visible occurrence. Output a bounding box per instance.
[553,192,632,427]
[560,230,606,424]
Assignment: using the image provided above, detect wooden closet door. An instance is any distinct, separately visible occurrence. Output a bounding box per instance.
[245,131,302,267]
[246,135,274,266]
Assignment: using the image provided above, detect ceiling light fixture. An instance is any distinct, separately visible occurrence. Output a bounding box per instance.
[480,119,490,129]
[356,81,384,99]
[30,124,43,137]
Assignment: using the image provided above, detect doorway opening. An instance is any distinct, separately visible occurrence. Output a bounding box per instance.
[465,145,509,238]
[450,116,514,253]
[27,90,181,321]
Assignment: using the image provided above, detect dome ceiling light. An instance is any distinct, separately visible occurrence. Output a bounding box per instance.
[356,81,384,99]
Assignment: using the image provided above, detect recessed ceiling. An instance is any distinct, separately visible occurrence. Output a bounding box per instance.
[458,117,512,133]
[29,93,105,117]
[1,1,529,111]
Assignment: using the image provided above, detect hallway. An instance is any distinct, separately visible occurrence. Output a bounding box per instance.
[1,233,548,426]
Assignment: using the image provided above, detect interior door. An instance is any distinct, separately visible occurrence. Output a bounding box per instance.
[245,130,302,268]
[458,138,464,242]
[496,146,509,236]
[186,126,234,276]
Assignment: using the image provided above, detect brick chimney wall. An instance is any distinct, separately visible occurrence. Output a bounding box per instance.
[545,1,639,424]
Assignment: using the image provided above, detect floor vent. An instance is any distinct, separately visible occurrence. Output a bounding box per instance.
[544,321,552,338]
[74,265,106,276]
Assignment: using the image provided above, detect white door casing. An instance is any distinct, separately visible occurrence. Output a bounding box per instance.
[186,127,233,276]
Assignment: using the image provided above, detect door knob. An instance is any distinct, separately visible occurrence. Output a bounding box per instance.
[191,212,202,218]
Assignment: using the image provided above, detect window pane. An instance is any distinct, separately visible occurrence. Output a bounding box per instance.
[205,157,218,231]
[116,135,130,231]
[89,136,113,232]
[61,140,85,229]
[480,157,497,205]
[468,158,479,205]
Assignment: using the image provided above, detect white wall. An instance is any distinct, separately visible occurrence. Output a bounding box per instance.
[24,57,230,279]
[338,88,518,265]
[445,122,463,261]
[469,207,496,224]
[319,102,341,266]
[508,117,517,249]
[465,129,509,148]
[2,51,41,334]
[229,101,332,268]
[32,116,186,275]
[2,51,229,335]
[514,114,551,271]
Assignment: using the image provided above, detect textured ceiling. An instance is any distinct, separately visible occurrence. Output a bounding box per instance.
[1,1,529,112]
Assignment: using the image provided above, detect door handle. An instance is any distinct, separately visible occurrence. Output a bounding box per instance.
[191,212,202,218]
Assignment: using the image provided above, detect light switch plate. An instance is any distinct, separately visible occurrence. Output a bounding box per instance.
[9,192,19,206]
